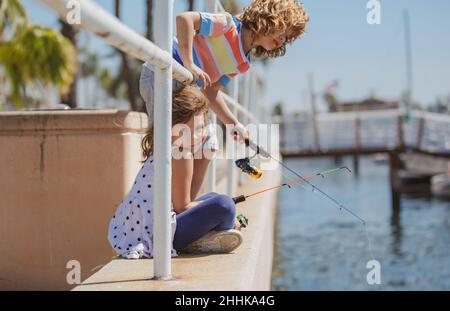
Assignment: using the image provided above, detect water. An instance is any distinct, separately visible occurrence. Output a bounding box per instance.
[272,156,450,290]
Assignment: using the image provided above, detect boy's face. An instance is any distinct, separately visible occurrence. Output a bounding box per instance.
[256,29,288,52]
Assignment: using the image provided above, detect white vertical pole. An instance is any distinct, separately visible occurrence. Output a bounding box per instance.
[206,111,217,193]
[152,0,173,280]
[227,78,239,196]
[243,71,251,125]
[249,72,260,166]
[206,0,217,193]
[249,72,253,120]
[237,71,251,185]
[403,10,413,122]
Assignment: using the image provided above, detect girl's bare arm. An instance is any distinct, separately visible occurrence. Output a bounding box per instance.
[172,157,194,213]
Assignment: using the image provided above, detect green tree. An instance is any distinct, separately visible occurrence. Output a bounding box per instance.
[188,0,194,11]
[272,101,283,116]
[323,91,338,112]
[221,0,240,14]
[146,0,153,41]
[0,0,76,109]
[59,18,79,108]
[114,0,139,111]
[0,0,27,37]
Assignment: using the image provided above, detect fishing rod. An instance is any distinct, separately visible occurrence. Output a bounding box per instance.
[233,166,351,204]
[233,131,367,224]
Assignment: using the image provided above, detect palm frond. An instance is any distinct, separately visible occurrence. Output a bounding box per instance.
[0,24,77,107]
[0,0,28,38]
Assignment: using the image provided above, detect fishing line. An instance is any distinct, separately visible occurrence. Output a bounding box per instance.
[279,169,376,260]
[233,131,377,263]
[234,166,350,202]
[234,131,366,224]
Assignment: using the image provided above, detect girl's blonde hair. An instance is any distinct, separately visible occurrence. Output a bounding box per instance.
[237,0,309,58]
[141,86,209,161]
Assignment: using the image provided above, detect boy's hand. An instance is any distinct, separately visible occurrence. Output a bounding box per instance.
[186,63,211,89]
[232,122,249,145]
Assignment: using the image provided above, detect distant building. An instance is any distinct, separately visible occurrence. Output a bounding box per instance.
[336,97,400,112]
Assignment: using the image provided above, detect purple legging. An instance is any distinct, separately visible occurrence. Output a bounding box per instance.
[173,192,236,250]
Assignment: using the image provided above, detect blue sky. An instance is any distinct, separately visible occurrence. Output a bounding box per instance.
[24,0,450,112]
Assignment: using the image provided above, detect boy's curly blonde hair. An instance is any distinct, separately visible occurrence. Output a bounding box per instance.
[237,0,309,58]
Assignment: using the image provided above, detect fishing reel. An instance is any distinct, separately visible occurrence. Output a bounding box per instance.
[233,130,263,179]
[236,213,249,228]
[235,157,262,179]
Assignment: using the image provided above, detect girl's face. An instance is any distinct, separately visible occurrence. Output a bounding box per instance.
[189,114,207,150]
[172,114,206,151]
[256,29,288,52]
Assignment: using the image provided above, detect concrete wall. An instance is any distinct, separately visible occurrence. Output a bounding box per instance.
[0,110,148,290]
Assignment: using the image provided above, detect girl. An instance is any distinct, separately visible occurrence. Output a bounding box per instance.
[140,0,309,201]
[108,86,243,259]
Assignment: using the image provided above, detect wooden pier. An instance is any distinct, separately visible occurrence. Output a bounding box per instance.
[277,110,450,210]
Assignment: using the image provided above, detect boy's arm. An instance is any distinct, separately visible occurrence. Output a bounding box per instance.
[175,12,199,68]
[176,12,211,88]
[202,82,248,140]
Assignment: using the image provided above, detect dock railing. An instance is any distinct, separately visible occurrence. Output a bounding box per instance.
[279,109,450,157]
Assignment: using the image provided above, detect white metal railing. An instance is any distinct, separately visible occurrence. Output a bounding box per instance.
[407,111,450,154]
[280,110,403,153]
[280,110,450,155]
[39,0,263,280]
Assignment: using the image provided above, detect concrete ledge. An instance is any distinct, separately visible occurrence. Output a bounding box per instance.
[0,109,148,133]
[0,110,148,290]
[73,158,281,291]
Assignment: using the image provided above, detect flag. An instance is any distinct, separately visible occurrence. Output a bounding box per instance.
[325,80,339,91]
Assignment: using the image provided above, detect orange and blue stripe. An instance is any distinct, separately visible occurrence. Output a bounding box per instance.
[173,12,251,88]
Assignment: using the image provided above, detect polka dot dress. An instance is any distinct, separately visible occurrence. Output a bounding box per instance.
[107,155,177,259]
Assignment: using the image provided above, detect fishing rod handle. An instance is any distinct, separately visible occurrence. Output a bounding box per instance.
[233,130,250,147]
[232,195,246,204]
[233,130,271,158]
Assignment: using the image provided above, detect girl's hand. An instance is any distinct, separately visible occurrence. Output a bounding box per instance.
[234,222,243,231]
[186,200,203,209]
[186,63,211,90]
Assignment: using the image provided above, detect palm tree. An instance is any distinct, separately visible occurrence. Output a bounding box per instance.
[0,0,27,38]
[59,19,79,108]
[0,0,76,109]
[146,0,153,41]
[221,0,239,14]
[188,0,194,11]
[114,0,138,111]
